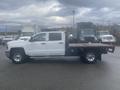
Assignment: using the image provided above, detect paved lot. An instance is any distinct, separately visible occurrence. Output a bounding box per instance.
[0,46,120,90]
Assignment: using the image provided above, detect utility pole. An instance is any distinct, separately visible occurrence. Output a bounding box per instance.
[72,10,75,30]
[72,10,76,37]
[4,24,7,36]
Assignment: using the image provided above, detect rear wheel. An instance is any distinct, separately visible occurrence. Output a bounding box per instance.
[11,49,26,64]
[81,52,97,64]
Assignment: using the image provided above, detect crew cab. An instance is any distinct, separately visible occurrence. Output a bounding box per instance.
[5,31,115,64]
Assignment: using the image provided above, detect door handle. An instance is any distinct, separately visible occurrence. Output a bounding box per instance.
[59,42,64,44]
[41,43,46,45]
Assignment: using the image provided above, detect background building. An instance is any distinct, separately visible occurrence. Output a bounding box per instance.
[21,24,35,36]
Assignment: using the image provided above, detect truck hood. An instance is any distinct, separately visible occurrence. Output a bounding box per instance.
[7,40,27,45]
[7,40,29,50]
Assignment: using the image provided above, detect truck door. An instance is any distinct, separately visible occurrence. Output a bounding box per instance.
[46,32,65,56]
[25,33,48,56]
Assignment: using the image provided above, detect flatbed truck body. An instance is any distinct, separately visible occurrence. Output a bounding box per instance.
[5,31,115,64]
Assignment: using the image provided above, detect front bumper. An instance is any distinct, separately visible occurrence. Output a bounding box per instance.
[5,50,10,58]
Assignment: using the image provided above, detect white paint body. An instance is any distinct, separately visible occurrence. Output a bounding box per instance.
[7,31,65,57]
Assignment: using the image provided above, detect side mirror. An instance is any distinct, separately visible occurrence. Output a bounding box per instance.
[29,37,34,42]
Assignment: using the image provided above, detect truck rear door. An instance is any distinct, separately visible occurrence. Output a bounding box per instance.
[46,32,65,56]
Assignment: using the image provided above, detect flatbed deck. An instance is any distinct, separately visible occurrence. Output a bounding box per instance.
[69,43,114,48]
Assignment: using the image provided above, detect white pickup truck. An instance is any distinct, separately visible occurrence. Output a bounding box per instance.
[5,31,115,64]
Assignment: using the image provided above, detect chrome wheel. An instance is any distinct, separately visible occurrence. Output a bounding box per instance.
[13,53,22,62]
[86,53,95,62]
[11,49,27,64]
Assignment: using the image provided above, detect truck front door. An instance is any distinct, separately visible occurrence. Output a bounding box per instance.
[25,33,48,56]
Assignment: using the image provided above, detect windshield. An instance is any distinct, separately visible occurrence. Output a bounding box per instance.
[98,31,110,35]
[81,29,95,36]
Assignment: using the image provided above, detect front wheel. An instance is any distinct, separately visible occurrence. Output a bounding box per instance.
[11,49,26,64]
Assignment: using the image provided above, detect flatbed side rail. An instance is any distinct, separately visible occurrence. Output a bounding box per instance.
[69,43,115,53]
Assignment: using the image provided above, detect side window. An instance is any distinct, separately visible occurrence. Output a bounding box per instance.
[49,33,62,41]
[32,33,46,41]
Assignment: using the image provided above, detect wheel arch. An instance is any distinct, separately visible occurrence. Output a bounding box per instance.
[10,47,26,58]
[79,47,102,63]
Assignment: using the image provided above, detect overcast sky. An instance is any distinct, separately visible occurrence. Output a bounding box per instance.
[0,0,120,27]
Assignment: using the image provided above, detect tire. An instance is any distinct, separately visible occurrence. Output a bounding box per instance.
[11,49,26,64]
[81,52,97,64]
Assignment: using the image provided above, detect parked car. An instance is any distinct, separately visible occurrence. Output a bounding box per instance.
[2,36,14,45]
[18,36,31,41]
[99,35,116,44]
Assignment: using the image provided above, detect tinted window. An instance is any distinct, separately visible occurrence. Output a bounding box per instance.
[49,33,62,41]
[32,33,46,41]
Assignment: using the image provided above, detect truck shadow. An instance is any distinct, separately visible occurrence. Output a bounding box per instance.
[27,58,102,65]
